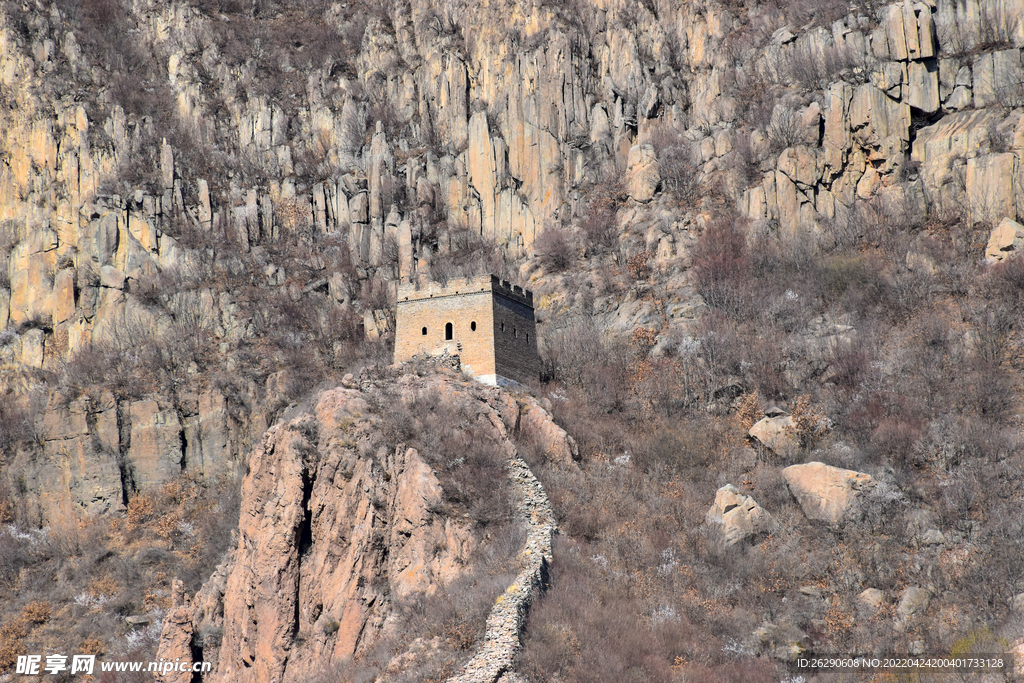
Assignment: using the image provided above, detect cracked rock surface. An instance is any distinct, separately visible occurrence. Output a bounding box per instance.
[155,368,571,683]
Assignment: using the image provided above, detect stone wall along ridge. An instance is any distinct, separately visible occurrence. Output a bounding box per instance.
[445,452,556,683]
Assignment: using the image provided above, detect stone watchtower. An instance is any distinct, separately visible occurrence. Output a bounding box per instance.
[394,275,540,386]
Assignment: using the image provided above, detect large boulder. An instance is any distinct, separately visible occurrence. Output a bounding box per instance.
[749,415,799,460]
[782,462,875,523]
[706,484,769,546]
[752,623,808,662]
[858,588,886,613]
[897,586,931,621]
[985,217,1024,262]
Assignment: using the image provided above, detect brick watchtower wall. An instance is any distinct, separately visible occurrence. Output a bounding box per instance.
[394,275,539,386]
[490,280,539,386]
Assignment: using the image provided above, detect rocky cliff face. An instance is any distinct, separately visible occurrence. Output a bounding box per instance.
[3,0,1024,677]
[736,0,1024,232]
[154,368,571,683]
[2,0,1020,351]
[4,382,272,525]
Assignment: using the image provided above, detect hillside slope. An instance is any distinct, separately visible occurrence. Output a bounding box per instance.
[155,368,567,683]
[2,0,1024,681]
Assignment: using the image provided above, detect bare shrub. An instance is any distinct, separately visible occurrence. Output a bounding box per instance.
[293,131,340,184]
[578,180,623,254]
[696,310,745,381]
[775,42,865,90]
[359,275,391,311]
[729,131,763,188]
[733,67,775,130]
[0,393,33,453]
[0,530,32,588]
[954,358,1016,422]
[870,417,924,468]
[626,251,650,281]
[650,125,700,204]
[995,58,1024,108]
[0,222,15,290]
[61,310,163,399]
[534,225,576,272]
[0,615,29,670]
[938,3,1021,55]
[790,394,829,448]
[765,105,803,153]
[985,255,1024,313]
[690,220,755,318]
[374,387,514,525]
[408,571,509,650]
[164,291,216,369]
[817,252,889,311]
[545,320,624,389]
[825,339,871,394]
[519,537,781,683]
[964,298,1013,362]
[22,601,51,624]
[428,221,516,285]
[629,417,723,472]
[630,356,707,419]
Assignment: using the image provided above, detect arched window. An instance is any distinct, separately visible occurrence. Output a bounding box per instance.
[421,327,427,335]
[513,327,517,338]
[445,322,453,340]
[526,333,530,342]
[470,321,477,331]
[501,322,505,332]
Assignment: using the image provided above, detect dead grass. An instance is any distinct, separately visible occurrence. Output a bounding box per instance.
[525,192,1024,679]
[0,474,241,669]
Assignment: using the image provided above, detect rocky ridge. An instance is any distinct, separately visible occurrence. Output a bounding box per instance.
[447,446,556,683]
[153,368,570,683]
[4,0,1024,525]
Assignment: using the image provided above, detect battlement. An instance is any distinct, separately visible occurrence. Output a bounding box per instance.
[397,275,534,308]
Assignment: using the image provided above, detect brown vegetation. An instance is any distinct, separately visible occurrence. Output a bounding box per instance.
[520,190,1024,679]
[0,474,241,674]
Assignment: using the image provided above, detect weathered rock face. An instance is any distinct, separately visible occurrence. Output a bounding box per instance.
[896,585,931,621]
[27,392,124,522]
[624,144,661,202]
[783,461,876,524]
[735,0,1024,233]
[155,579,196,683]
[986,217,1024,262]
[158,371,573,683]
[515,395,580,466]
[4,384,264,527]
[0,0,1022,397]
[207,389,473,683]
[749,415,799,460]
[706,484,769,546]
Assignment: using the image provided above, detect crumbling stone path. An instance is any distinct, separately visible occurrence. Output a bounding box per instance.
[446,453,556,683]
